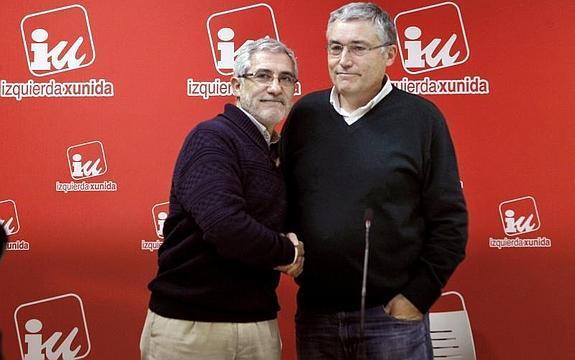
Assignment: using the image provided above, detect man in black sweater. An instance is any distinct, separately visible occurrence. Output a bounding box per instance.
[280,3,468,359]
[141,38,304,360]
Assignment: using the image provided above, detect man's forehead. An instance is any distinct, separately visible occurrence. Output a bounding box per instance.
[249,51,294,71]
[327,20,378,38]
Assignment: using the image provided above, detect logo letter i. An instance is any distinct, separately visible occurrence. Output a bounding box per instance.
[30,29,51,71]
[217,27,235,70]
[403,26,425,68]
[24,319,45,360]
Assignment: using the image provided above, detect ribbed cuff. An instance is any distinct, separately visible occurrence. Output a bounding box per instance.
[400,266,442,314]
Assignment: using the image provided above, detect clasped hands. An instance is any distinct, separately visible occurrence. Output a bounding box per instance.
[274,232,304,278]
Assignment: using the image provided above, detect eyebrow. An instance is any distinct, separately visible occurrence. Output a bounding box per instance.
[328,40,370,46]
[253,68,296,77]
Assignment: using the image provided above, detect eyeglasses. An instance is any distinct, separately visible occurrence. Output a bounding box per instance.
[327,42,394,57]
[239,70,298,88]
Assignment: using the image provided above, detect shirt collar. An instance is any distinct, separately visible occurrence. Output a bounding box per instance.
[330,76,393,125]
[237,106,279,146]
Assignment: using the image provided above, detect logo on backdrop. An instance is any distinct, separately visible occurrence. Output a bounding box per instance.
[55,141,118,193]
[0,199,20,236]
[490,195,551,249]
[0,4,114,101]
[67,141,107,180]
[187,3,301,99]
[141,202,168,252]
[392,2,489,95]
[499,196,540,236]
[21,4,95,77]
[396,2,469,74]
[14,293,91,360]
[0,199,30,251]
[207,3,279,76]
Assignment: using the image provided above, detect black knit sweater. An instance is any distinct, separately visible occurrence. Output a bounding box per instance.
[148,104,296,322]
[280,87,468,314]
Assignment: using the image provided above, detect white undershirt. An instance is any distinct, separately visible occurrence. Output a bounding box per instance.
[329,76,393,125]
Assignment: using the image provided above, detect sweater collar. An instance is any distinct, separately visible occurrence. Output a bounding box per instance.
[222,104,271,151]
[236,106,279,147]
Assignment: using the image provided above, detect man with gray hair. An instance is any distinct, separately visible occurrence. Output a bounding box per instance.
[141,37,303,360]
[281,2,468,359]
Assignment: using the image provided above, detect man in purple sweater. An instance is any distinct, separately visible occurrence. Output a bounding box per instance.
[140,38,303,360]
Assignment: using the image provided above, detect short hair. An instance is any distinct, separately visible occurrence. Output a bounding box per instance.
[327,2,397,45]
[233,37,298,78]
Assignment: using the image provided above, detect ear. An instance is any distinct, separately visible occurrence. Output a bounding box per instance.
[385,45,398,66]
[231,77,241,97]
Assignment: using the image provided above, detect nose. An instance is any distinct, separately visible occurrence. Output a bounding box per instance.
[338,47,353,67]
[266,77,283,94]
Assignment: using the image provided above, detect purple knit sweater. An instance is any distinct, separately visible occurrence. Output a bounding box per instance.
[148,104,296,322]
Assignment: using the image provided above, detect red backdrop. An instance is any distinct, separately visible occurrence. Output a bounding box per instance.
[1,0,574,359]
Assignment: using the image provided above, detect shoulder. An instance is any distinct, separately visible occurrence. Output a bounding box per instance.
[285,89,331,129]
[281,90,331,147]
[180,113,236,152]
[386,87,446,125]
[291,89,331,110]
[188,104,244,133]
[390,87,441,113]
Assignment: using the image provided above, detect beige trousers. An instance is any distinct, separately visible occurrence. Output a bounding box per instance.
[140,310,281,360]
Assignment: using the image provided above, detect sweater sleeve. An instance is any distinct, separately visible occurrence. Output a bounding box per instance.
[400,108,468,314]
[173,127,296,268]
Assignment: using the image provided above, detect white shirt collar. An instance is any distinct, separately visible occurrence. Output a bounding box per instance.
[237,106,279,146]
[330,76,393,125]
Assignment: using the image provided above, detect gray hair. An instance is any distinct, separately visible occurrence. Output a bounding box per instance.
[327,2,397,45]
[233,37,298,78]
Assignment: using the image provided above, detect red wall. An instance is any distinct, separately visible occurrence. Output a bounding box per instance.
[1,1,574,359]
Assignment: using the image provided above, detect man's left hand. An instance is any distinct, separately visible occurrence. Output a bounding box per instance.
[384,294,423,321]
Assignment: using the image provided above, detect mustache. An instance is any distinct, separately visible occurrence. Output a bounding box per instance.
[260,98,286,105]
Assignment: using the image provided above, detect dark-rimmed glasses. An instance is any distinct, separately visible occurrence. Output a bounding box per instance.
[239,70,298,88]
[327,42,394,57]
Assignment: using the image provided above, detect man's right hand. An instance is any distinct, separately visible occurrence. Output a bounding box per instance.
[274,232,304,277]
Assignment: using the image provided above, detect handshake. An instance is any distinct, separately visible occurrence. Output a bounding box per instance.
[274,232,304,278]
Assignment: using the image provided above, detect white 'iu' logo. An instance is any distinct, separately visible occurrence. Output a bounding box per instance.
[0,199,20,236]
[402,25,459,69]
[66,141,108,180]
[21,4,96,77]
[207,3,280,76]
[23,318,80,360]
[152,202,170,239]
[14,293,91,360]
[503,210,536,234]
[28,28,86,71]
[394,2,470,74]
[499,196,541,236]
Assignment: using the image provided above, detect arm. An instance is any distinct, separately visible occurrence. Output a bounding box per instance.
[399,109,468,315]
[173,128,296,268]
